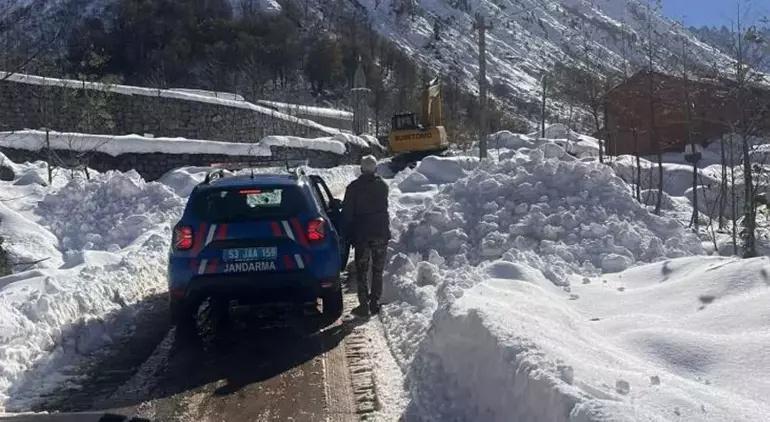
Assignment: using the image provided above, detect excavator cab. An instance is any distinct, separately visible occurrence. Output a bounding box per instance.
[392,113,419,131]
[387,78,448,156]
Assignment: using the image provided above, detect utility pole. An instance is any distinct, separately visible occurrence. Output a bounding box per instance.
[476,12,490,159]
[540,75,547,138]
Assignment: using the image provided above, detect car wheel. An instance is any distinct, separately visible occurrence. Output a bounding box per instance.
[171,300,197,344]
[321,288,343,323]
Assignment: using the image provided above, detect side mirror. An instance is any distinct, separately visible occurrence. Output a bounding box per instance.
[329,198,342,210]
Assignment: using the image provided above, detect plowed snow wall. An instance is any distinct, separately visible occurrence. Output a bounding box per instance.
[0,146,354,181]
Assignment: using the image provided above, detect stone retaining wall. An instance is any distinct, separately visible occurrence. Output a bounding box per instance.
[0,80,330,142]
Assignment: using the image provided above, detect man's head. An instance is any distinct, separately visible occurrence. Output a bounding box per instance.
[360,155,377,175]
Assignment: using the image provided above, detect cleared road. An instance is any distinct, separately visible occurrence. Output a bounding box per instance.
[17,289,368,422]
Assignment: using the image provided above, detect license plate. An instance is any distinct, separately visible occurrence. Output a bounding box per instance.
[223,247,277,262]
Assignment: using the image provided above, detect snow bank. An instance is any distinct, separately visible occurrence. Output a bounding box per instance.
[157,166,212,197]
[0,130,271,157]
[611,156,721,197]
[260,135,346,155]
[0,130,372,157]
[405,256,770,421]
[381,138,728,421]
[393,143,701,285]
[490,125,600,159]
[158,164,359,199]
[0,203,63,271]
[38,171,182,251]
[0,162,183,412]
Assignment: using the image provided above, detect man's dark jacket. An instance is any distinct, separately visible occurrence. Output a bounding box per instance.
[342,174,390,246]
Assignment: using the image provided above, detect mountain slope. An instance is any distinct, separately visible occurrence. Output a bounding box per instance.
[4,0,735,126]
[350,0,732,119]
[690,25,770,73]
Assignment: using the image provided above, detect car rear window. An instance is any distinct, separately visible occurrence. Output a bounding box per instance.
[191,186,306,222]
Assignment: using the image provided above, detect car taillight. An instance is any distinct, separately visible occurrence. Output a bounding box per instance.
[307,218,326,243]
[174,225,194,250]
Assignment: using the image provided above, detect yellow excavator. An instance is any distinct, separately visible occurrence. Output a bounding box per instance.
[388,77,449,168]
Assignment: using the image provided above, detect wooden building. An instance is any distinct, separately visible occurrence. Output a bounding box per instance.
[604,70,770,156]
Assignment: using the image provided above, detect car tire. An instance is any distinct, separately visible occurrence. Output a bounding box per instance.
[321,288,343,323]
[171,300,197,344]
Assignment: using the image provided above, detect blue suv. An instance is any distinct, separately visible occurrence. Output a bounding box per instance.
[167,167,349,335]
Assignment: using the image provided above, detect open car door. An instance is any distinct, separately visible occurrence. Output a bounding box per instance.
[309,175,350,268]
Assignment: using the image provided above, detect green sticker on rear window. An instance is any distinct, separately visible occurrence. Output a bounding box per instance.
[245,190,282,208]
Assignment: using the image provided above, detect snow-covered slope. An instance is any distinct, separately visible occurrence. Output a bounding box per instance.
[7,0,733,121]
[354,0,732,117]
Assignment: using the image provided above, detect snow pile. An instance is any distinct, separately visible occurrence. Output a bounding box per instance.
[404,256,770,421]
[379,139,752,421]
[489,126,600,159]
[393,143,701,285]
[38,171,182,251]
[0,157,183,412]
[611,156,722,197]
[158,164,359,199]
[157,166,212,197]
[0,203,63,271]
[261,134,349,155]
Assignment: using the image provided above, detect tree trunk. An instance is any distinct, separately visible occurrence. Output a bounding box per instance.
[595,108,604,164]
[719,136,727,230]
[656,152,663,215]
[634,130,641,201]
[691,156,699,230]
[742,133,756,257]
[46,129,52,184]
[730,136,737,255]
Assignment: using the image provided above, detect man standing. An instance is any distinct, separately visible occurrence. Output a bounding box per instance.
[342,155,390,316]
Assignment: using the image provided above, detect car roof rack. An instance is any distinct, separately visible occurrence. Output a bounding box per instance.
[203,159,309,183]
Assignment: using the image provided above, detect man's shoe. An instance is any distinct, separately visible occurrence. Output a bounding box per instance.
[351,304,369,317]
[369,300,380,315]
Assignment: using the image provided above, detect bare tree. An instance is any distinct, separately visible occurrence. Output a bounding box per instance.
[727,1,769,257]
[641,0,665,215]
[672,21,701,231]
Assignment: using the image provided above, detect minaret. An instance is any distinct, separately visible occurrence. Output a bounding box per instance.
[351,58,371,135]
